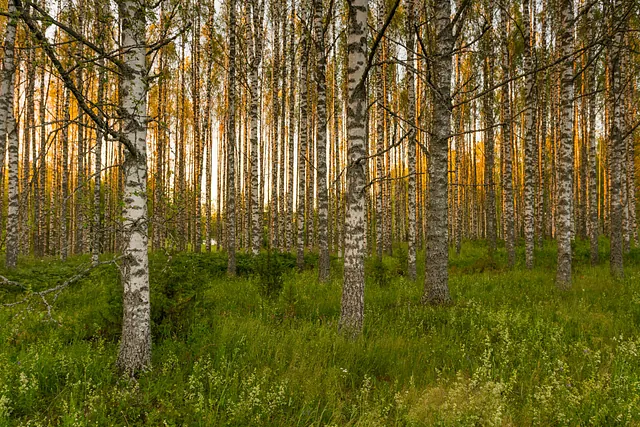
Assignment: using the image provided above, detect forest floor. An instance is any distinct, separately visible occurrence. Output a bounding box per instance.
[2,240,640,425]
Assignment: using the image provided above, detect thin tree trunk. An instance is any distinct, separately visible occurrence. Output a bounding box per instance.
[608,0,625,278]
[270,6,279,250]
[286,6,296,252]
[36,51,47,257]
[500,3,515,268]
[297,31,309,270]
[587,8,599,264]
[193,12,203,253]
[313,0,330,281]
[375,0,385,260]
[454,56,463,256]
[278,4,287,252]
[249,0,264,255]
[405,0,417,280]
[74,1,85,255]
[227,0,237,275]
[482,0,496,257]
[1,0,17,267]
[523,0,537,269]
[22,36,35,255]
[92,56,105,265]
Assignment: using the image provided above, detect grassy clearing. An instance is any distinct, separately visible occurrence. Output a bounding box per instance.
[2,240,640,425]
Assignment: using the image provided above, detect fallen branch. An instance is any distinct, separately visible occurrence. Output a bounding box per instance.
[1,256,123,322]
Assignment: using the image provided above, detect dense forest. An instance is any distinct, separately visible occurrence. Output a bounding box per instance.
[1,0,640,424]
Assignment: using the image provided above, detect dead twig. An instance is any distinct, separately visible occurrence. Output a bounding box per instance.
[1,256,123,322]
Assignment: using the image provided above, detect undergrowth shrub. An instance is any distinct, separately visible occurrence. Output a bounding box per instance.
[368,257,391,288]
[254,251,285,300]
[395,247,408,276]
[100,253,216,341]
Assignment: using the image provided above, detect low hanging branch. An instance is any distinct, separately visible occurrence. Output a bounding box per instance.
[1,257,123,322]
[13,0,138,157]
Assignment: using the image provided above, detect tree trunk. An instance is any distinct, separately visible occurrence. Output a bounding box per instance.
[523,0,537,269]
[500,3,515,269]
[587,8,598,265]
[74,14,85,255]
[36,52,47,257]
[93,56,105,265]
[249,0,264,255]
[422,0,453,305]
[340,0,368,337]
[278,4,287,252]
[375,0,385,260]
[1,0,18,268]
[313,0,330,281]
[286,6,296,252]
[405,0,417,280]
[297,38,308,270]
[270,2,280,250]
[556,0,575,288]
[608,0,624,278]
[192,13,203,254]
[227,0,237,275]
[115,0,151,377]
[482,0,496,257]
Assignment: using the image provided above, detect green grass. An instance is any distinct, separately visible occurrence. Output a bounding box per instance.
[2,240,640,425]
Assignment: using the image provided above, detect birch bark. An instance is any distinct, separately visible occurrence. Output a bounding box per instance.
[2,0,18,268]
[556,0,575,287]
[116,0,152,376]
[422,0,453,305]
[340,0,368,336]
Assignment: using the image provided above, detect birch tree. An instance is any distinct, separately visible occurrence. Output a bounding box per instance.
[500,2,515,269]
[482,0,496,257]
[421,0,455,305]
[523,0,537,269]
[115,0,152,376]
[297,4,309,270]
[249,0,264,255]
[227,0,237,275]
[556,0,575,288]
[405,0,416,280]
[340,0,368,336]
[2,0,18,269]
[587,5,599,265]
[313,0,330,281]
[608,0,625,278]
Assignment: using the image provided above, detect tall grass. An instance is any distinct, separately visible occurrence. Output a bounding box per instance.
[1,240,640,425]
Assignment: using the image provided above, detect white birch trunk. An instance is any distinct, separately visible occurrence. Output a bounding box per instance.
[249,0,264,255]
[587,30,599,265]
[405,0,416,280]
[227,0,238,274]
[115,0,151,376]
[482,1,496,257]
[556,0,575,287]
[422,0,453,305]
[313,0,330,281]
[500,4,515,269]
[2,0,18,268]
[523,0,537,269]
[340,0,368,336]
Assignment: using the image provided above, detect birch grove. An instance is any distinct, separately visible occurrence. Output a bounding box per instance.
[2,0,640,373]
